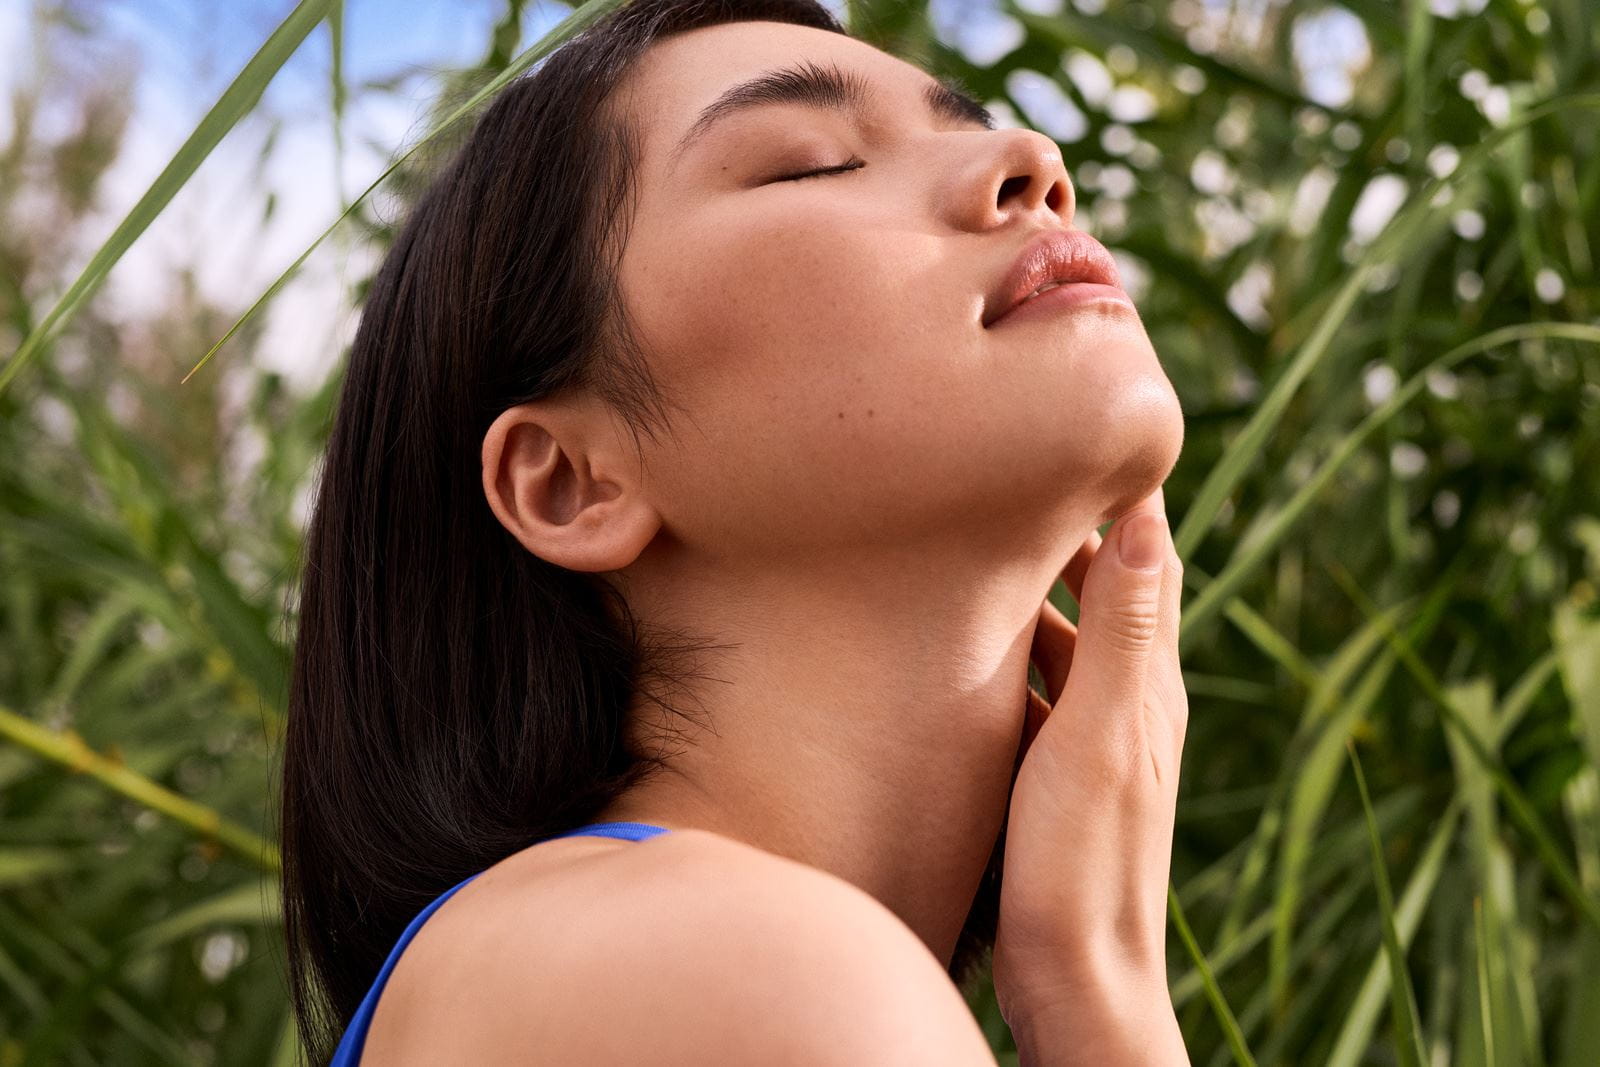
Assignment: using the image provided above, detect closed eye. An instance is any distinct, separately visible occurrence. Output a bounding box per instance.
[775,155,866,182]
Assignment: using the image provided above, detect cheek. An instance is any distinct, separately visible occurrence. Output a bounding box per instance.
[634,211,964,411]
[620,215,985,544]
[696,216,901,346]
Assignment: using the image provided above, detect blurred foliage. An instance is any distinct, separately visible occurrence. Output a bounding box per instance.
[2,0,1598,1063]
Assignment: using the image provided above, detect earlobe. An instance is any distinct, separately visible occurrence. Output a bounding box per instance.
[480,402,659,573]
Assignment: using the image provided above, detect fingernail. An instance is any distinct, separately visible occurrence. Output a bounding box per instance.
[1119,512,1167,572]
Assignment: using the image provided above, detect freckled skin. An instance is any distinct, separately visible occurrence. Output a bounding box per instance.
[477,17,1185,1007]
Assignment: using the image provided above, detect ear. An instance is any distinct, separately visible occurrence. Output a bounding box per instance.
[481,398,660,573]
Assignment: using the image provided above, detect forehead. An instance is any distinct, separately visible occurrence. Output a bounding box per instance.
[616,21,924,171]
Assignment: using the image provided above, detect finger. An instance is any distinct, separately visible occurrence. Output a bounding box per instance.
[1016,685,1054,774]
[1156,525,1187,743]
[1028,596,1077,705]
[1062,530,1100,605]
[1061,482,1164,603]
[1158,528,1183,665]
[1060,503,1169,730]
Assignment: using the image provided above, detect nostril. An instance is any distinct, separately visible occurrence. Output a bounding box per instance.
[996,174,1031,207]
[1047,176,1071,215]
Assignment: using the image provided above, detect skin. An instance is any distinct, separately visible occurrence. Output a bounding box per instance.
[407,16,1183,1038]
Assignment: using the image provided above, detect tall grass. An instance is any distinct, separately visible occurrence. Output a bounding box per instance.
[2,0,1597,1062]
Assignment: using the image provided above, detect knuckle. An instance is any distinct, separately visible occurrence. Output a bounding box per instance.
[1151,672,1189,741]
[1155,670,1188,714]
[1101,727,1150,793]
[1099,601,1160,650]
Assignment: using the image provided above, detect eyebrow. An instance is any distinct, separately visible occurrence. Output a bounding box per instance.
[667,59,996,170]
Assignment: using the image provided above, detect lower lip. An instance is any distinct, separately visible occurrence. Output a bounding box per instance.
[989,282,1135,327]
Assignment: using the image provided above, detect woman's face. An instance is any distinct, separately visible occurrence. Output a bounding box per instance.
[610,21,1183,561]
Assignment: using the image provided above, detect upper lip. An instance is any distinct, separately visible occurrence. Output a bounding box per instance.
[983,228,1124,327]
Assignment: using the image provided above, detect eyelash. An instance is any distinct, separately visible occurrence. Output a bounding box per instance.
[776,155,866,182]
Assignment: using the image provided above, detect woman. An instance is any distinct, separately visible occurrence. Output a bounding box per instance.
[281,0,1189,1062]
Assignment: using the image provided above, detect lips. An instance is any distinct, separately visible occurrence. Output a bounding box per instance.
[983,229,1126,328]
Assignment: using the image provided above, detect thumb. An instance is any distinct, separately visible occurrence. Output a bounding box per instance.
[1061,508,1169,717]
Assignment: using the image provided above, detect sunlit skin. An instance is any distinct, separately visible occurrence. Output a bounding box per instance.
[425,15,1180,1012]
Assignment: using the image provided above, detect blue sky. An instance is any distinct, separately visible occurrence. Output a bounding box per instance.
[105,0,568,120]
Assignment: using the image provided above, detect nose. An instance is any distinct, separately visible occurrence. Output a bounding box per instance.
[948,126,1076,232]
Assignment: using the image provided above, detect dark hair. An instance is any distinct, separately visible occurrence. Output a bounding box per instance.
[279,0,1005,1059]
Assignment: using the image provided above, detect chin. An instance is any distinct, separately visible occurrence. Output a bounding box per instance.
[1091,371,1186,528]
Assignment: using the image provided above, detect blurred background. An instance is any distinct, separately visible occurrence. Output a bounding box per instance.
[1,0,1597,1063]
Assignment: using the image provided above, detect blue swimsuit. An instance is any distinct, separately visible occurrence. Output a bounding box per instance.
[328,820,672,1065]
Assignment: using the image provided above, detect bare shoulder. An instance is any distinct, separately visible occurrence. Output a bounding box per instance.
[363,828,997,1065]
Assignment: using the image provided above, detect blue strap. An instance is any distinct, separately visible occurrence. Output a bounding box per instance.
[328,822,671,1065]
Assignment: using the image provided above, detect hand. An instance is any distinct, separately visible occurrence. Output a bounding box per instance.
[991,487,1188,1038]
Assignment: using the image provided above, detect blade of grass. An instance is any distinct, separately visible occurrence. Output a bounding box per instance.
[40,592,140,713]
[1179,672,1277,706]
[0,937,48,1016]
[328,0,346,210]
[1269,639,1399,1015]
[128,878,279,953]
[1555,770,1600,1066]
[1168,881,1259,1067]
[1216,598,1410,967]
[1323,798,1462,1067]
[1214,787,1427,1055]
[1180,561,1318,684]
[1346,740,1429,1067]
[1440,676,1543,1065]
[0,702,277,871]
[1496,650,1560,748]
[1257,584,1456,1017]
[178,0,628,385]
[0,899,199,1066]
[1556,594,1600,1066]
[269,1007,307,1067]
[1326,559,1600,936]
[0,847,77,889]
[1554,596,1600,772]
[1402,0,1432,154]
[91,990,200,1067]
[1173,818,1387,1010]
[1474,896,1498,1067]
[0,0,335,396]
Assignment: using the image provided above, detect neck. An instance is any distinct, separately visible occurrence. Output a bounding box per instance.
[595,512,1094,967]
